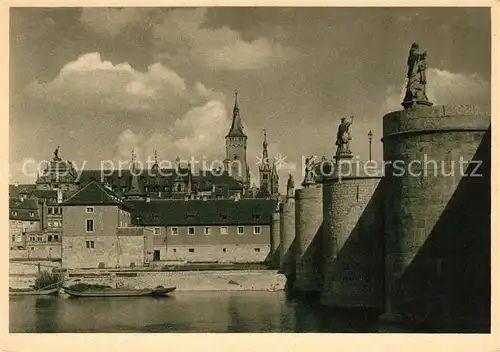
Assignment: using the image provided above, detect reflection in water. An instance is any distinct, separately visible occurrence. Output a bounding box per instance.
[10,291,395,333]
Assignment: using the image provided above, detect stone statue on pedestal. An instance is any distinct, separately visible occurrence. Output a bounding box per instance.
[286,173,295,198]
[302,155,317,186]
[335,116,354,157]
[402,42,433,109]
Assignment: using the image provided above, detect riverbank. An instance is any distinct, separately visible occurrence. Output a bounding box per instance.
[10,269,287,292]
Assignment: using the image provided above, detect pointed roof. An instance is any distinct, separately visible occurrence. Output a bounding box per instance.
[259,129,270,171]
[226,90,246,138]
[62,181,133,210]
[126,151,145,197]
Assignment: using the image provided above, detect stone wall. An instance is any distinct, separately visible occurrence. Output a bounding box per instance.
[62,234,146,269]
[382,104,490,330]
[321,171,384,308]
[166,244,270,263]
[294,185,323,293]
[279,196,296,279]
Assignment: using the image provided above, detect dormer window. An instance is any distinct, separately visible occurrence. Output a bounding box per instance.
[186,212,196,220]
[11,211,18,216]
[252,213,262,220]
[219,213,228,220]
[29,212,35,217]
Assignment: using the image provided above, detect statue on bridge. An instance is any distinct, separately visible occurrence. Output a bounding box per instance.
[402,42,433,109]
[286,173,295,198]
[335,116,354,157]
[302,155,317,186]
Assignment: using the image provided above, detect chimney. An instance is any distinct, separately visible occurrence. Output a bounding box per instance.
[184,194,189,201]
[234,193,240,202]
[57,188,63,204]
[146,196,151,203]
[202,195,208,201]
[212,184,216,193]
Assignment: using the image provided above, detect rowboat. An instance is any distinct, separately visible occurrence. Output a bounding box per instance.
[60,285,176,298]
[9,287,60,296]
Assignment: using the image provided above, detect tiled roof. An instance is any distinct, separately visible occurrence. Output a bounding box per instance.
[31,189,58,199]
[62,181,133,210]
[9,184,36,197]
[76,168,244,197]
[9,198,40,221]
[9,197,38,209]
[127,198,275,226]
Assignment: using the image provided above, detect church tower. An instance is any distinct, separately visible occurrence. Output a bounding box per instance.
[259,129,272,196]
[225,90,249,188]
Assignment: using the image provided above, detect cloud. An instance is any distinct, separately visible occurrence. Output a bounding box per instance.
[114,100,230,166]
[80,8,154,37]
[384,68,490,111]
[25,52,223,112]
[153,8,296,71]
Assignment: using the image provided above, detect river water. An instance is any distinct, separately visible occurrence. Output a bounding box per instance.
[10,291,406,333]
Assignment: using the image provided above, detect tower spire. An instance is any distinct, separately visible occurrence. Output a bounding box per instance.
[226,89,246,138]
[262,129,269,166]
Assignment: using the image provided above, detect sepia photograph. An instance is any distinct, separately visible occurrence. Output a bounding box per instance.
[7,5,493,335]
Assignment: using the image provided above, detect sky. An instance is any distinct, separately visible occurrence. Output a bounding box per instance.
[9,7,491,191]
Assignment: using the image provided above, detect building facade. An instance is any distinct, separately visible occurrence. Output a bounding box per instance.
[61,181,154,269]
[129,198,275,263]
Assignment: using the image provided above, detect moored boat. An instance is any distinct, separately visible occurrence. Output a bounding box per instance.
[61,285,176,298]
[9,287,60,296]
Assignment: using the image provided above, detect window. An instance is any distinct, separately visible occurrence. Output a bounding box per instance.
[86,219,94,232]
[253,226,261,235]
[237,226,244,235]
[153,250,160,261]
[188,248,194,253]
[29,212,35,217]
[11,211,18,216]
[54,235,59,241]
[48,221,53,227]
[186,212,196,220]
[11,235,15,242]
[219,213,228,220]
[173,249,177,253]
[263,174,269,180]
[48,207,53,214]
[253,213,262,220]
[170,227,179,236]
[86,241,95,249]
[86,207,94,213]
[188,227,195,235]
[153,227,161,235]
[48,235,53,242]
[254,248,261,252]
[204,227,211,235]
[220,226,228,235]
[222,248,226,252]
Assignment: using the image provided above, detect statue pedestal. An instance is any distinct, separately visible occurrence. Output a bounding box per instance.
[401,99,434,110]
[334,153,353,163]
